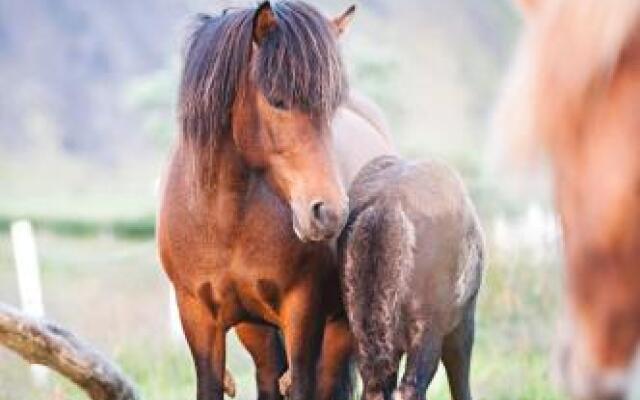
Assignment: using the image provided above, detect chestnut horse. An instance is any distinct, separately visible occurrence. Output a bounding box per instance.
[494,0,640,398]
[157,2,394,400]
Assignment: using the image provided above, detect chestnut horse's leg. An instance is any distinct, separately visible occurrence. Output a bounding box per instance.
[316,318,354,400]
[441,303,476,400]
[281,285,326,400]
[176,287,227,400]
[235,322,287,400]
[395,332,442,400]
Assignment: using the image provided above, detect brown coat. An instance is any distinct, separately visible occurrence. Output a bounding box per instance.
[340,156,483,400]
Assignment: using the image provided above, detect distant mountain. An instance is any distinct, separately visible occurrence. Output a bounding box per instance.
[0,0,517,163]
[0,0,191,162]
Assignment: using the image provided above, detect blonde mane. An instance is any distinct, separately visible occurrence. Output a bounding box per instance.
[493,0,640,167]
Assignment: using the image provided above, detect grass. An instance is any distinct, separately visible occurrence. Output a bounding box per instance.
[0,230,565,400]
[0,214,156,240]
[0,152,159,240]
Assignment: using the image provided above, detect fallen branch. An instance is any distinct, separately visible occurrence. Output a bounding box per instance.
[0,302,140,400]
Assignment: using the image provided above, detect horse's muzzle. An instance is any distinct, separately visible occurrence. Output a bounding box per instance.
[292,199,348,242]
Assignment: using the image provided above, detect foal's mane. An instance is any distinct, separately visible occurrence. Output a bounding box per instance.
[178,1,348,185]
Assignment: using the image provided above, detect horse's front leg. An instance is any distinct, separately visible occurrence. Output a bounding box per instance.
[281,283,326,400]
[235,322,287,400]
[175,285,227,400]
[316,318,355,400]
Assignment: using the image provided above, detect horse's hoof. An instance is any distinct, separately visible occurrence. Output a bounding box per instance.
[392,386,424,400]
[391,389,404,400]
[279,370,292,397]
[224,369,237,398]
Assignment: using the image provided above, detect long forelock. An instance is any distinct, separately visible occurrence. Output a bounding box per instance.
[179,8,255,149]
[253,1,348,119]
[177,7,256,189]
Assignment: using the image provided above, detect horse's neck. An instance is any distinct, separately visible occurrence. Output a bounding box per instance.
[188,142,251,232]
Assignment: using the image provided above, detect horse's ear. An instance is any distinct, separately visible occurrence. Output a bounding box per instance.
[253,1,277,45]
[332,5,356,37]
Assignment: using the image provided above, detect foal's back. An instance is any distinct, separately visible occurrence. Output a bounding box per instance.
[346,155,483,337]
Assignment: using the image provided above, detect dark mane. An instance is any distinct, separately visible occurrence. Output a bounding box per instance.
[178,8,254,156]
[178,1,348,173]
[254,1,348,116]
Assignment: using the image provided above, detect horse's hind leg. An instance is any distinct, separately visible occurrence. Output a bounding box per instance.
[362,357,400,400]
[441,303,476,400]
[176,286,227,400]
[235,322,287,400]
[395,332,442,400]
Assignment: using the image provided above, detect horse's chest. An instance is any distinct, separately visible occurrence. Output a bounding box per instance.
[162,177,331,327]
[227,226,300,317]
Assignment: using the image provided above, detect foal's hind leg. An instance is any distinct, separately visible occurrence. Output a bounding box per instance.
[362,355,401,400]
[236,322,287,400]
[395,331,442,400]
[441,303,476,400]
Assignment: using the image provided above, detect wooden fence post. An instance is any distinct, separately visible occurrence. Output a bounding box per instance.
[10,219,48,385]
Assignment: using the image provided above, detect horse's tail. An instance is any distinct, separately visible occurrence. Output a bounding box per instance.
[342,198,415,385]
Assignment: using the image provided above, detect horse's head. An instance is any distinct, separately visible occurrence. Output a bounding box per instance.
[230,1,355,242]
[498,0,640,399]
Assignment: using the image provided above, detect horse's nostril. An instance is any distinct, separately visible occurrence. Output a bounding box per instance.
[310,201,343,234]
[311,201,326,223]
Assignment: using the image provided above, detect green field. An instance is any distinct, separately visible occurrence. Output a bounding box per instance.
[0,230,564,400]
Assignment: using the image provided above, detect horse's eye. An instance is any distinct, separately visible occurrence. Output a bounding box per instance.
[271,99,288,110]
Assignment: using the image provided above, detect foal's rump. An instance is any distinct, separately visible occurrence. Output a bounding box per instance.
[341,156,484,381]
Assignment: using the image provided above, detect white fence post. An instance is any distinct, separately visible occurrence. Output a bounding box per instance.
[10,220,49,385]
[155,176,184,343]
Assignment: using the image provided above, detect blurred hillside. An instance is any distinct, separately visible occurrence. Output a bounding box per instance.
[0,0,521,229]
[0,0,187,161]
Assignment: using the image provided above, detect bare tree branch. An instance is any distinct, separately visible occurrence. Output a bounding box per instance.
[0,302,140,400]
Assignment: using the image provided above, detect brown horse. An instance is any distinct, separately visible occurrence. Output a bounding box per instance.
[157,2,394,400]
[494,0,640,398]
[339,156,484,400]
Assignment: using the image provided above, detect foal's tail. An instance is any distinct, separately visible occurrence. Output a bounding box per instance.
[342,198,415,383]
